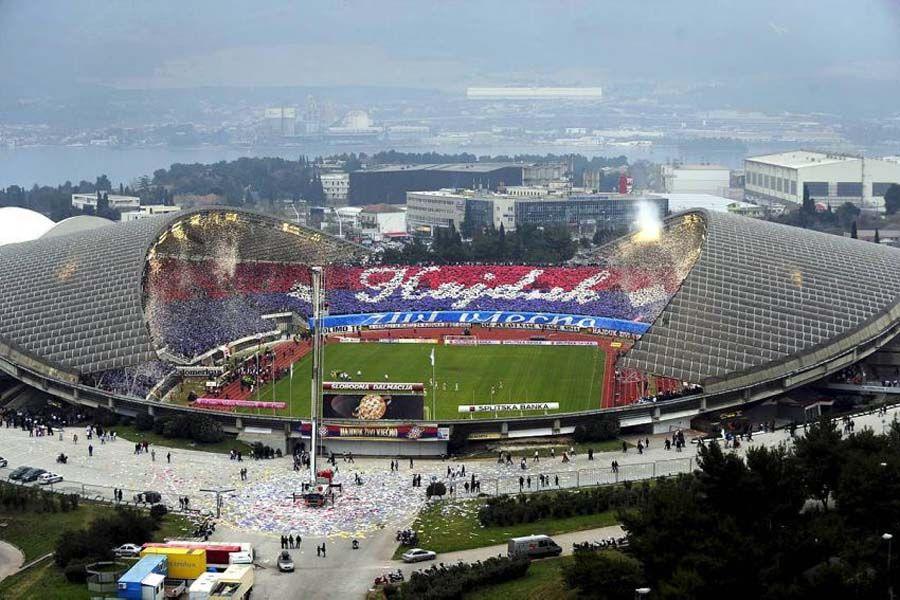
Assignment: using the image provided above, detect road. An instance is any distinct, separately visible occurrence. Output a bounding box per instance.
[0,540,24,582]
[402,524,625,572]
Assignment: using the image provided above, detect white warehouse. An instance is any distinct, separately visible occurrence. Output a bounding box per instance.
[744,151,900,212]
[662,164,731,196]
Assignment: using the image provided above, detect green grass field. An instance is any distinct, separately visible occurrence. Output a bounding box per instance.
[252,343,606,420]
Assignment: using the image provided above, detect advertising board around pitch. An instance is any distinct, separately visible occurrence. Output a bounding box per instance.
[457,402,561,413]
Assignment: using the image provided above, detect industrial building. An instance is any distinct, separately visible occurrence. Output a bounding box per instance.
[744,150,900,212]
[405,188,667,236]
[348,163,524,205]
[662,164,731,195]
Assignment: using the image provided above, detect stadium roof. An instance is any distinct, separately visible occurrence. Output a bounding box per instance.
[0,207,55,246]
[2,206,900,398]
[0,207,366,375]
[621,210,900,386]
[44,215,114,238]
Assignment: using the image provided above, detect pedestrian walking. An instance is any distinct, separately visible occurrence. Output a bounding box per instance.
[151,450,156,461]
[88,444,93,457]
[167,452,171,464]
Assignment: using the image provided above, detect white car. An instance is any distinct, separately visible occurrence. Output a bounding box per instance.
[0,457,7,468]
[38,472,62,485]
[402,548,436,563]
[113,543,143,558]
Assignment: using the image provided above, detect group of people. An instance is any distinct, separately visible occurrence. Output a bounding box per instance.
[280,533,302,549]
[177,496,191,510]
[518,473,558,491]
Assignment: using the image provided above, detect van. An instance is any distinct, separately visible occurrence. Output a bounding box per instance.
[507,535,562,559]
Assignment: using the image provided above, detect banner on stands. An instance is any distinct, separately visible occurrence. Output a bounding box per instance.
[194,398,286,409]
[316,311,649,337]
[177,366,225,377]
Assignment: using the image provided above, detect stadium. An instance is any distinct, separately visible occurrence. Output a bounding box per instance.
[2,206,900,455]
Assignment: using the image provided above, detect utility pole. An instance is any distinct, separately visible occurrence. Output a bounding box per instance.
[309,266,326,483]
[199,487,235,519]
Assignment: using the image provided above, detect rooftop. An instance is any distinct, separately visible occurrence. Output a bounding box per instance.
[361,204,405,214]
[358,163,523,174]
[746,150,858,169]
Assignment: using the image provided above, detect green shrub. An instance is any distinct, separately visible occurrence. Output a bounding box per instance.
[399,556,529,599]
[134,413,155,432]
[63,562,88,583]
[426,482,447,499]
[561,550,645,600]
[478,485,646,527]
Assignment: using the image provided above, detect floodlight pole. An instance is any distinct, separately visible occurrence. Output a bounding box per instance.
[309,266,326,483]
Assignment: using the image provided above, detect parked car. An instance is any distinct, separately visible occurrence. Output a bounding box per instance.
[38,472,62,485]
[277,550,295,572]
[112,543,143,558]
[402,548,437,563]
[0,457,8,468]
[21,468,47,483]
[8,466,30,480]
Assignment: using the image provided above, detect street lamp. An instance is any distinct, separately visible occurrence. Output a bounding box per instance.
[634,587,651,600]
[884,533,894,600]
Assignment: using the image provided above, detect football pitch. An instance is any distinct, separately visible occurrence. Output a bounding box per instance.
[256,343,606,420]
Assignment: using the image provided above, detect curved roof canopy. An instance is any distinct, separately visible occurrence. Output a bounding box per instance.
[0,207,366,375]
[620,210,900,385]
[0,207,55,246]
[43,215,114,238]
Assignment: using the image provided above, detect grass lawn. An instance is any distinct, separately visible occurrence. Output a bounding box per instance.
[0,557,90,600]
[465,556,575,600]
[392,497,618,558]
[0,504,192,599]
[258,343,606,420]
[114,424,253,455]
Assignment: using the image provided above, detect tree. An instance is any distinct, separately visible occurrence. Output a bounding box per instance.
[800,185,816,215]
[835,202,861,231]
[562,550,645,599]
[793,416,844,510]
[885,183,900,215]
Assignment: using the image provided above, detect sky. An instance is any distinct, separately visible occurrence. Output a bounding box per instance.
[1,0,899,94]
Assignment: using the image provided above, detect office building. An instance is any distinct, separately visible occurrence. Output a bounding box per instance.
[320,173,350,206]
[744,151,900,212]
[120,205,182,222]
[357,204,407,241]
[406,189,667,236]
[71,193,140,212]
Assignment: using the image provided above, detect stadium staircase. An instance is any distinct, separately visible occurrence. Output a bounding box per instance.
[219,340,311,400]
